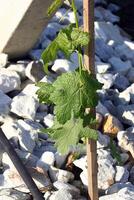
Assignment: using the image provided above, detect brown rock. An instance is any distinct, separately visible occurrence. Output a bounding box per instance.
[102,114,123,137]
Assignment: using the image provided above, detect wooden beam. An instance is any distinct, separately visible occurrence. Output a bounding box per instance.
[83,0,99,200]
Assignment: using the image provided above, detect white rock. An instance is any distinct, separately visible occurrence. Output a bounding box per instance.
[73,156,87,171]
[7,63,26,80]
[117,129,134,158]
[52,59,77,73]
[80,170,88,186]
[49,166,74,183]
[50,189,73,200]
[17,119,41,152]
[0,90,11,115]
[11,94,39,120]
[53,181,80,197]
[98,158,115,190]
[44,114,54,128]
[117,104,134,126]
[25,60,44,82]
[0,53,8,68]
[22,84,39,99]
[38,151,55,167]
[109,57,132,75]
[97,73,116,89]
[99,186,134,200]
[95,62,111,74]
[124,41,134,50]
[115,166,129,183]
[1,120,19,140]
[0,68,21,93]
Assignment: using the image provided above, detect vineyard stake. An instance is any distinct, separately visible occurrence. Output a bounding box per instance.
[83,0,99,200]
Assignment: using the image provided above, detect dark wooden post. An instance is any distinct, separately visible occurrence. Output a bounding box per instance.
[83,0,99,200]
[0,129,44,200]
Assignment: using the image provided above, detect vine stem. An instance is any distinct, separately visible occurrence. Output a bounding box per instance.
[83,0,99,200]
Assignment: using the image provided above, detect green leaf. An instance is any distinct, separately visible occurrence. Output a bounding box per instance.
[47,0,63,16]
[36,82,54,104]
[50,70,101,124]
[41,41,59,73]
[41,25,90,73]
[56,24,75,58]
[71,28,90,47]
[46,117,98,154]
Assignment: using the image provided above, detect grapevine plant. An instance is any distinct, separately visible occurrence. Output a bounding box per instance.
[36,0,102,154]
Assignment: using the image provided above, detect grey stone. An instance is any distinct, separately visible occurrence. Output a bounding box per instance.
[114,74,129,91]
[29,49,43,60]
[97,131,110,148]
[115,166,129,183]
[127,68,134,83]
[11,94,39,120]
[0,53,8,68]
[96,7,120,23]
[109,57,132,76]
[25,60,45,82]
[106,182,133,195]
[0,0,54,58]
[0,68,21,93]
[0,90,11,115]
[0,188,30,200]
[114,44,134,62]
[42,22,62,40]
[103,100,117,116]
[95,22,124,44]
[96,101,109,116]
[95,38,114,62]
[55,152,67,168]
[129,166,134,184]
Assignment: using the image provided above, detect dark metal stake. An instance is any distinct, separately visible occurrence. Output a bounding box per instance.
[0,128,44,200]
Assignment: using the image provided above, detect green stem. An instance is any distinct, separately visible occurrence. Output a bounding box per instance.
[71,0,79,28]
[71,0,83,74]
